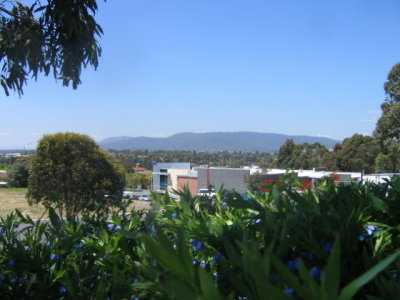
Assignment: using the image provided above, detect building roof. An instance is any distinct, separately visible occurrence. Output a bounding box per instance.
[132,167,150,172]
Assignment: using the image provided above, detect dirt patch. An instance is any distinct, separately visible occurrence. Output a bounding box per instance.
[0,188,151,219]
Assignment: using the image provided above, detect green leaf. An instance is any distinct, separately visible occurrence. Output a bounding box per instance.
[120,229,138,240]
[48,207,61,229]
[198,268,225,300]
[271,254,312,300]
[321,236,341,299]
[140,231,188,280]
[338,251,400,300]
[371,195,389,212]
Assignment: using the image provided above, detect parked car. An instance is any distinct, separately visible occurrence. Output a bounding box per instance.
[138,195,151,201]
[198,188,216,197]
[123,191,135,199]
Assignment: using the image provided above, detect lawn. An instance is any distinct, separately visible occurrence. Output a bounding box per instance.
[0,188,47,219]
[0,188,150,219]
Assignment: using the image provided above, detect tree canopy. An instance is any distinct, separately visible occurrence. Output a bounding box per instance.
[334,134,379,174]
[27,132,125,218]
[7,156,31,187]
[374,63,400,172]
[277,139,330,170]
[0,0,103,96]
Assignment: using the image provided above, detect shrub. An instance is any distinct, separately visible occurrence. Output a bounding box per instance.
[0,178,399,299]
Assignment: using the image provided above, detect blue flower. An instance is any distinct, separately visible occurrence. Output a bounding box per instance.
[10,278,17,285]
[192,258,200,265]
[8,260,15,267]
[0,275,5,283]
[24,246,31,251]
[310,266,321,280]
[283,288,295,297]
[323,242,333,253]
[191,240,204,251]
[365,225,377,236]
[287,260,298,271]
[213,272,218,278]
[172,212,177,218]
[253,218,262,224]
[74,241,84,250]
[200,261,207,269]
[59,286,67,294]
[50,254,59,261]
[132,278,139,283]
[0,228,5,234]
[221,201,228,207]
[45,241,51,248]
[107,224,121,231]
[242,194,249,200]
[212,253,226,263]
[130,297,140,300]
[359,235,366,242]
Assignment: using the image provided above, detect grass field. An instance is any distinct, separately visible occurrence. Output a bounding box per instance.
[0,188,150,219]
[0,188,47,218]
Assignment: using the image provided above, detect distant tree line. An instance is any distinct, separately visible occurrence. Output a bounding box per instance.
[108,150,276,171]
[276,134,379,173]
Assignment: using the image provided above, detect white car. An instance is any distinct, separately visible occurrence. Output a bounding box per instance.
[198,189,216,197]
[138,195,151,201]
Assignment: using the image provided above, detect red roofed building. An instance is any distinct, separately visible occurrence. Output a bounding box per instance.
[131,167,150,173]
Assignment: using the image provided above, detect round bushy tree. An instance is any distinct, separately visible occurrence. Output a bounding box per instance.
[7,157,31,187]
[27,132,125,218]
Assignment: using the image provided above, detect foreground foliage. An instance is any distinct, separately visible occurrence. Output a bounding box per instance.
[1,176,400,299]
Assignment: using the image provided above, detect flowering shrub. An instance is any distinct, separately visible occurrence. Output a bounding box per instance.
[0,177,400,299]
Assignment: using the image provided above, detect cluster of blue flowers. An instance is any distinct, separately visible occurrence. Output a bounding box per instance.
[74,241,84,250]
[212,253,226,264]
[191,239,204,251]
[8,259,15,266]
[59,286,67,294]
[107,224,121,231]
[287,259,321,283]
[359,225,378,241]
[50,254,59,261]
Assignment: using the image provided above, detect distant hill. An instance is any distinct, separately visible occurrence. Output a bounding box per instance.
[99,132,340,153]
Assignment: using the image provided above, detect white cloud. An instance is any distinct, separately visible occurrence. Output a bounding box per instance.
[0,132,11,136]
[367,110,381,115]
[361,118,378,123]
[316,134,332,138]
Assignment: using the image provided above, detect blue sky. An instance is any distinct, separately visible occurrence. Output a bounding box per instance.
[1,0,400,149]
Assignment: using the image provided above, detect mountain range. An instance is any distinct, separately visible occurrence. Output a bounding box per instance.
[99,132,340,153]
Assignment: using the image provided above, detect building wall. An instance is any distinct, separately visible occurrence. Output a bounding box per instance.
[197,167,250,194]
[152,162,191,191]
[177,177,198,196]
[168,169,191,191]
